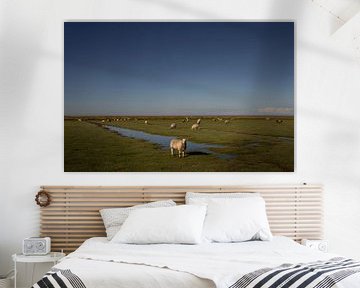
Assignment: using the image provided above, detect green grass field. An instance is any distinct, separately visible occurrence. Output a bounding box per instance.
[64,116,294,172]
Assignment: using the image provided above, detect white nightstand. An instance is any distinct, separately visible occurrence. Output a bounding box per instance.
[12,252,65,288]
[301,239,328,252]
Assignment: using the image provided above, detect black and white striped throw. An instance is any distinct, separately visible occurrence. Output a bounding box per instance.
[229,257,360,288]
[32,268,86,288]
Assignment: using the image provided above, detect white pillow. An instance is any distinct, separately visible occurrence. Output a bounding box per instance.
[100,200,176,240]
[111,205,207,244]
[186,192,259,205]
[202,197,272,243]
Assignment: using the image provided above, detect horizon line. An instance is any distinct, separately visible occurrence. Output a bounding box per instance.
[64,114,294,117]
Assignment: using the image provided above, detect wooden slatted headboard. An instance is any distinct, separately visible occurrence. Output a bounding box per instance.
[39,185,323,253]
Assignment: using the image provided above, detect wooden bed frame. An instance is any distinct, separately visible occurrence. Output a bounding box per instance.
[39,185,323,253]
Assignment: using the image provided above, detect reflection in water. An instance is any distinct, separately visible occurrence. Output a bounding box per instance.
[105,125,235,160]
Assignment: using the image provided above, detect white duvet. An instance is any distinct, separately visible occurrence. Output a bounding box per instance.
[54,237,360,288]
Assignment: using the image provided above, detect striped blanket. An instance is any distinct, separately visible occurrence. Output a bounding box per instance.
[230,258,360,288]
[32,268,86,288]
[32,258,360,288]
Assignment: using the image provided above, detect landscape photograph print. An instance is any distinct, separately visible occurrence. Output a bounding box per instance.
[64,22,294,172]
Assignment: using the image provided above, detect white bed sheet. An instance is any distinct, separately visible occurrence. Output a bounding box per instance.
[56,237,214,288]
[55,258,214,288]
[54,236,360,288]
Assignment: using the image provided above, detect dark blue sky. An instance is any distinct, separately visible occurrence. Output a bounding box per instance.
[65,22,294,116]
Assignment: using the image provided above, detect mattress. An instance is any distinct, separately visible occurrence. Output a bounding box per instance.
[35,236,360,288]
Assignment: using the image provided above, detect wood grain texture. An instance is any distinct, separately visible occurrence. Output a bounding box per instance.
[39,185,323,253]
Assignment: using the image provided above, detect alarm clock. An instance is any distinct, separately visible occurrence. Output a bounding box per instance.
[23,237,51,255]
[301,239,328,252]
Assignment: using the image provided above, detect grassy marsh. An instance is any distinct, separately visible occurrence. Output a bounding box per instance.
[64,116,294,172]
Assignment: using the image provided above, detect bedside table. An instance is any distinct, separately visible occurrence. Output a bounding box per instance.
[301,239,328,252]
[12,252,65,288]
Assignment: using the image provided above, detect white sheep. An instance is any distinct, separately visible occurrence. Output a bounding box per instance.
[170,123,176,129]
[191,123,200,130]
[145,120,148,124]
[224,120,229,124]
[196,118,201,124]
[170,138,187,158]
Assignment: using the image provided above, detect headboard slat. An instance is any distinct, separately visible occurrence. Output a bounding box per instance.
[40,185,323,253]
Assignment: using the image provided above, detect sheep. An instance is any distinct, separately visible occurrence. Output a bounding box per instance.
[77,118,82,122]
[196,118,201,124]
[170,138,187,158]
[145,120,148,124]
[224,120,229,124]
[217,117,223,121]
[276,119,283,124]
[170,123,176,129]
[191,123,200,130]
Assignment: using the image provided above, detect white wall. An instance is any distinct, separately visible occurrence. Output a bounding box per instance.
[1,0,360,286]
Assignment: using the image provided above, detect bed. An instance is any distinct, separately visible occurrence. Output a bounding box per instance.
[33,185,360,288]
[33,236,360,288]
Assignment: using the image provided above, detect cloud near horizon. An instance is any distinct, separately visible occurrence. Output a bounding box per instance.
[258,107,294,115]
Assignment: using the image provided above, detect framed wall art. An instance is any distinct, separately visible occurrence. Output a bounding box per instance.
[64,21,294,172]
